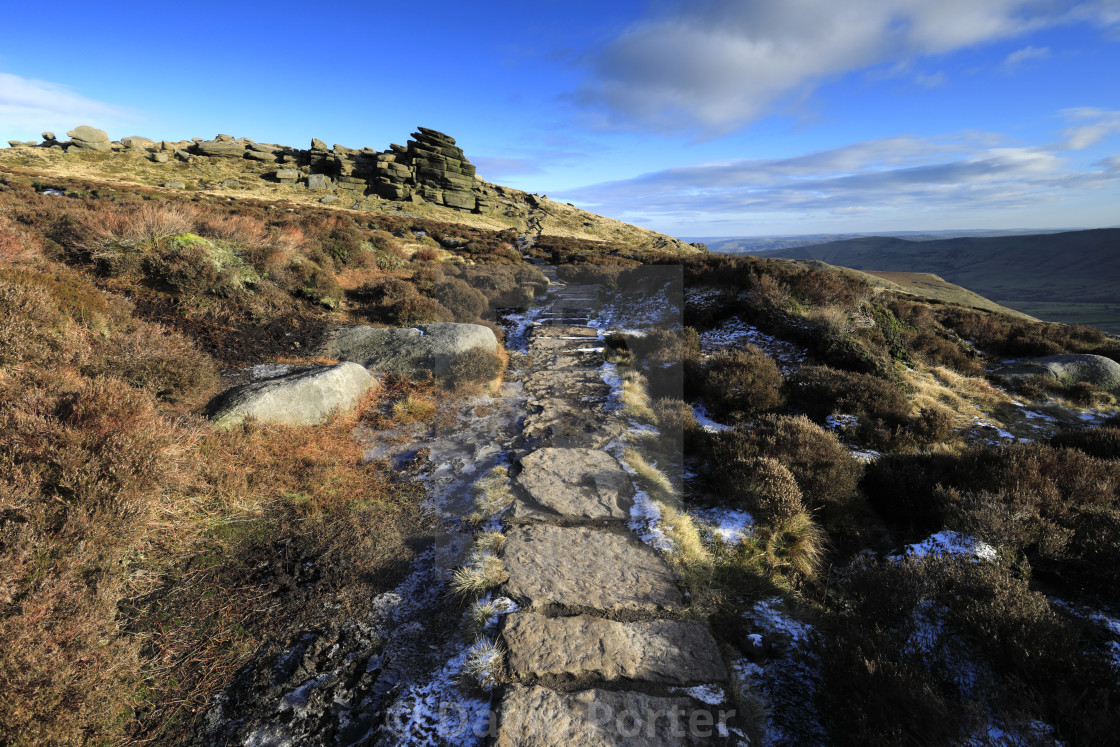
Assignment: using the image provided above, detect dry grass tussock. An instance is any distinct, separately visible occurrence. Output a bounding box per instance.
[468,466,515,525]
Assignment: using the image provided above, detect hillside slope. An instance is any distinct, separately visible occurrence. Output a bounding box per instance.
[2,126,699,259]
[750,229,1120,331]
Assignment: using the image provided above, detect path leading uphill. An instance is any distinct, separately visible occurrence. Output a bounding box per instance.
[492,275,733,745]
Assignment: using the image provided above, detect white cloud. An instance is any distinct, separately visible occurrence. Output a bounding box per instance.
[0,72,139,138]
[1060,108,1120,149]
[579,0,1117,135]
[1003,44,1051,69]
[556,124,1119,223]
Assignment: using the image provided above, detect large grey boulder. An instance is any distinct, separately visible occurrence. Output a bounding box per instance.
[321,323,498,378]
[66,125,111,151]
[208,362,374,428]
[121,135,154,149]
[995,354,1120,393]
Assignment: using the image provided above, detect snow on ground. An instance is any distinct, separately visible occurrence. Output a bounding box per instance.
[734,598,827,747]
[594,279,682,331]
[501,304,548,353]
[968,418,1023,444]
[898,531,998,562]
[622,477,674,552]
[903,599,987,699]
[692,403,732,433]
[698,317,809,374]
[379,648,493,744]
[684,286,727,312]
[471,594,519,631]
[963,719,1065,746]
[822,414,881,461]
[1050,597,1120,672]
[689,506,754,546]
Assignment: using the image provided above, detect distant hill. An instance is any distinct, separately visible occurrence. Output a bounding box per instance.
[748,229,1120,333]
[684,228,1077,256]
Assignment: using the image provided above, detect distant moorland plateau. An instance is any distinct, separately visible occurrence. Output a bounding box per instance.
[729,229,1120,333]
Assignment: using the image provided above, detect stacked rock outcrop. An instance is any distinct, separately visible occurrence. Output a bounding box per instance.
[8,123,505,214]
[66,125,111,151]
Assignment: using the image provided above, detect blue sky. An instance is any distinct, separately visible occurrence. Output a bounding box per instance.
[2,0,1119,237]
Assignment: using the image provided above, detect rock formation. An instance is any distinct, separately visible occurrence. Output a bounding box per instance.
[7,123,522,216]
[995,353,1120,394]
[66,125,111,151]
[208,362,375,428]
[320,322,498,379]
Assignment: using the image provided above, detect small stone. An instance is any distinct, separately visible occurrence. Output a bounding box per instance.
[161,181,186,189]
[41,131,55,141]
[320,194,339,204]
[151,152,169,163]
[310,137,328,151]
[215,133,235,142]
[219,179,241,188]
[307,173,330,190]
[174,149,191,162]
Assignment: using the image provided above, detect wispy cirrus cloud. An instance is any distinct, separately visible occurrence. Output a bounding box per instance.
[555,115,1120,225]
[1060,107,1120,149]
[0,72,139,136]
[576,0,1119,136]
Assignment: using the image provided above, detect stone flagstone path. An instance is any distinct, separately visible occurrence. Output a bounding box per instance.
[491,277,733,745]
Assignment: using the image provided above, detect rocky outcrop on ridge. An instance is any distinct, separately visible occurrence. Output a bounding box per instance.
[66,125,111,152]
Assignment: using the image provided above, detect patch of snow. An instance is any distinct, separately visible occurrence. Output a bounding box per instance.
[902,599,985,698]
[690,506,754,545]
[898,531,997,562]
[735,598,827,746]
[1050,597,1120,671]
[823,414,859,432]
[598,362,625,413]
[627,486,674,552]
[573,346,605,353]
[678,684,727,705]
[963,718,1065,746]
[699,317,809,374]
[692,403,731,433]
[380,649,493,744]
[471,594,519,630]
